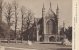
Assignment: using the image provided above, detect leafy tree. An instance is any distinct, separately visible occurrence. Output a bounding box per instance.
[65,27,72,41]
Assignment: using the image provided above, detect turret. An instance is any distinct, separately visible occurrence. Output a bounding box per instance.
[42,3,45,18]
[49,2,52,10]
[56,4,59,17]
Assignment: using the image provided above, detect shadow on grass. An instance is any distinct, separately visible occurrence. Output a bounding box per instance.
[0,40,22,43]
[49,48,72,50]
[56,48,72,50]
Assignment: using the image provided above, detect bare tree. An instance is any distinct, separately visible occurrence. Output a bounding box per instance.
[4,3,13,43]
[20,6,35,41]
[0,0,3,23]
[0,0,4,38]
[25,10,34,41]
[20,6,26,42]
[12,0,18,43]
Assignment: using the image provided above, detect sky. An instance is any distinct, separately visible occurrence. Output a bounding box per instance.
[3,0,72,29]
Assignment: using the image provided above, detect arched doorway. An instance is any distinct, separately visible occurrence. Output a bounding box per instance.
[49,36,55,42]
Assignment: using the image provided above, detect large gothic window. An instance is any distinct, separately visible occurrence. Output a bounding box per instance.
[46,20,53,34]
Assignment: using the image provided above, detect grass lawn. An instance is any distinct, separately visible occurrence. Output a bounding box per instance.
[0,42,72,50]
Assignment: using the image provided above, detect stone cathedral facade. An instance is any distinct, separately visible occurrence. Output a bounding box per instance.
[36,3,60,42]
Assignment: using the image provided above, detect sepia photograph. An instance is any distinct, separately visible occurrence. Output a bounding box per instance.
[0,0,72,50]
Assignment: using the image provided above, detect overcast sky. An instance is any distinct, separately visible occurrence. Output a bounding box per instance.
[3,0,72,29]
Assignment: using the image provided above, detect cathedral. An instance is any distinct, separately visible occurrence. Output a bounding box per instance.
[36,2,60,42]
